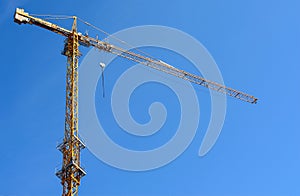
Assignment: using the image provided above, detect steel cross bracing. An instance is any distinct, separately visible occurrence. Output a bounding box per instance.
[14,7,258,196]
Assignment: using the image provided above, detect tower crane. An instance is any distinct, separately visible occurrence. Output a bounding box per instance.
[14,8,258,196]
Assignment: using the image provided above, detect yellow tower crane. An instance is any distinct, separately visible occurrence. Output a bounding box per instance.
[14,8,258,196]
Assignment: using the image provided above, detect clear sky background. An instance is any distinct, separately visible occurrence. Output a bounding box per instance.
[1,0,299,195]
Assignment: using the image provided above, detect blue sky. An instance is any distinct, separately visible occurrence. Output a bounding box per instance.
[1,0,300,195]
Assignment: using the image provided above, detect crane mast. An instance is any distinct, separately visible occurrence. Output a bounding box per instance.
[14,8,258,196]
[15,9,85,196]
[56,18,86,196]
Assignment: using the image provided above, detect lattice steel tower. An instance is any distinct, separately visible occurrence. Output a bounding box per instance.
[55,17,86,196]
[14,9,86,195]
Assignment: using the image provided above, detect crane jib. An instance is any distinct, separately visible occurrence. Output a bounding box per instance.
[14,8,258,104]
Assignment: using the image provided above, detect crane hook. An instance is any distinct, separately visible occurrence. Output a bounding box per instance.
[99,62,106,98]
